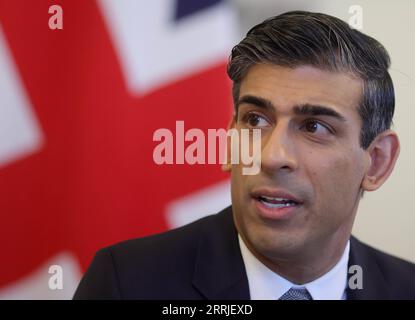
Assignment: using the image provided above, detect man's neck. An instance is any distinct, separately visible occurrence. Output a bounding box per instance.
[241,234,350,284]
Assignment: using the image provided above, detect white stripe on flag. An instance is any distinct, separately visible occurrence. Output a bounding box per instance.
[0,25,43,168]
[98,0,237,95]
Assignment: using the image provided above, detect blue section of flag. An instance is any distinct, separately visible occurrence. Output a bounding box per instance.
[174,0,223,21]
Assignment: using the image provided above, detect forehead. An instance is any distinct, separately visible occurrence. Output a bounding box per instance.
[239,64,363,118]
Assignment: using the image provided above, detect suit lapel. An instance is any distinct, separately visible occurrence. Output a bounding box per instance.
[192,206,250,299]
[346,236,390,300]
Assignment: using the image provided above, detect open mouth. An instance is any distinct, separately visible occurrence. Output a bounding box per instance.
[257,195,299,209]
[251,189,303,219]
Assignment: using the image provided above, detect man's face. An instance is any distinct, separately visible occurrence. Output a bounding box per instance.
[228,64,370,262]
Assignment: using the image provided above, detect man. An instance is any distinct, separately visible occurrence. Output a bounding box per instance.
[74,11,415,300]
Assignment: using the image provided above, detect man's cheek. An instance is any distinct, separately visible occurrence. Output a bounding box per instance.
[313,160,351,203]
[321,159,361,212]
[231,168,247,200]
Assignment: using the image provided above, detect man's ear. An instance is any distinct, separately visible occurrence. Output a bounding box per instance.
[221,115,237,172]
[361,130,400,192]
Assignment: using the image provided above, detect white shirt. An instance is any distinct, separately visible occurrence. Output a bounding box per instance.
[238,234,350,300]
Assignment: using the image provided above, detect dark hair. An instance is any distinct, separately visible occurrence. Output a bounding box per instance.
[227,11,394,149]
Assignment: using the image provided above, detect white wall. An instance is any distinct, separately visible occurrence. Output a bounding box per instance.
[231,0,415,262]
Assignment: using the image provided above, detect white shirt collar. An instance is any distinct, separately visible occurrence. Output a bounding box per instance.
[238,234,350,300]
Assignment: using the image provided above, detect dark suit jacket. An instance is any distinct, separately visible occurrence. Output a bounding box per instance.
[73,206,415,299]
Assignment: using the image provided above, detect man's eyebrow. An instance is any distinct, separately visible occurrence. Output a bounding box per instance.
[236,95,275,111]
[294,104,347,122]
[237,95,347,122]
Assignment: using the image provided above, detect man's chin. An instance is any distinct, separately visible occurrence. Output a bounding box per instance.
[259,238,304,257]
[243,227,308,260]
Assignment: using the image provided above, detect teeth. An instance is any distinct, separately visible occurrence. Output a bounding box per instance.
[261,196,291,201]
[259,199,295,208]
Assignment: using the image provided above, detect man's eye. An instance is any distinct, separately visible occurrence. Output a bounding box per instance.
[300,120,332,135]
[243,113,269,128]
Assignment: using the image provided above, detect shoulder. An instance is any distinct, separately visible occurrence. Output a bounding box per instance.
[106,205,234,260]
[73,207,234,299]
[106,210,220,264]
[351,236,415,298]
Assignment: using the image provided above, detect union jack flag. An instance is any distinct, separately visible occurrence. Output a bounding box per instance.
[0,0,236,299]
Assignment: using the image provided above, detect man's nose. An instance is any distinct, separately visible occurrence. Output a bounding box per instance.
[261,121,298,175]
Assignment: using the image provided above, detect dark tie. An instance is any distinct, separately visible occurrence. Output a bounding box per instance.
[279,287,313,300]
